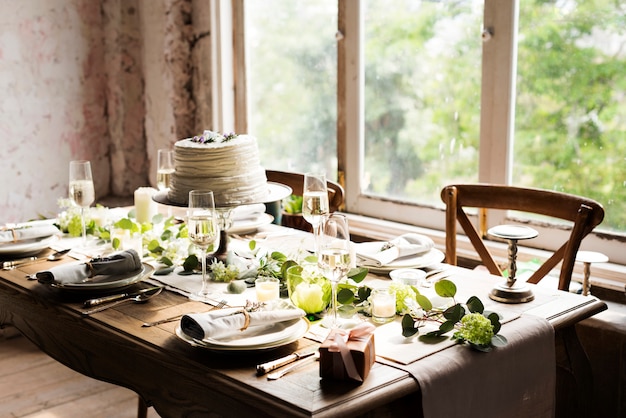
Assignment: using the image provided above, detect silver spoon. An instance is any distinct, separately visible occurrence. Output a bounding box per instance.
[81,287,163,316]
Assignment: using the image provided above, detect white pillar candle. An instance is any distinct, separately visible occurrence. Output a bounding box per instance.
[134,187,157,224]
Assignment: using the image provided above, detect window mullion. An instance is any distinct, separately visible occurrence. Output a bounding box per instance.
[338,0,363,211]
[479,0,518,190]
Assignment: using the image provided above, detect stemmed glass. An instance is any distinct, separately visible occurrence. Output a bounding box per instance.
[303,172,329,254]
[187,190,221,302]
[157,149,175,217]
[69,160,95,245]
[156,149,175,192]
[317,213,351,328]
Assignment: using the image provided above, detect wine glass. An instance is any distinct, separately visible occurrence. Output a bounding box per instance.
[317,213,351,328]
[187,190,221,302]
[303,172,330,254]
[156,149,175,192]
[69,160,95,245]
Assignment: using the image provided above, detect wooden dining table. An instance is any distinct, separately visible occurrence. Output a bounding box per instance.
[0,224,607,418]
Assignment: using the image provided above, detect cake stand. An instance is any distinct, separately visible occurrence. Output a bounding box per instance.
[153,182,292,261]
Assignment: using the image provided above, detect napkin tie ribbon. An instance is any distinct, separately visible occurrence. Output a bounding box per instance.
[328,323,376,382]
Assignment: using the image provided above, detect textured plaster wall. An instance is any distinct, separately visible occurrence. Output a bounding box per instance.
[0,0,109,221]
[0,0,203,223]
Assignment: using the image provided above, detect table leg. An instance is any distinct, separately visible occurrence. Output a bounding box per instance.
[555,326,594,418]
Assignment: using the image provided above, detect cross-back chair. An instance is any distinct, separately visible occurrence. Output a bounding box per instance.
[441,184,604,291]
[266,170,345,213]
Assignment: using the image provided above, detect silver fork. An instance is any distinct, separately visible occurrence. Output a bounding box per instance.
[141,299,228,327]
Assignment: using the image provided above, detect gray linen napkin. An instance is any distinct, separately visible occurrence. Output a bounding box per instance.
[0,225,60,244]
[181,307,306,340]
[36,249,142,285]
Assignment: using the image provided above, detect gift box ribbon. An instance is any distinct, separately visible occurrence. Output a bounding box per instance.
[328,323,376,382]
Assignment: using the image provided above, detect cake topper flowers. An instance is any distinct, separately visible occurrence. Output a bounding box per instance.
[190,130,238,144]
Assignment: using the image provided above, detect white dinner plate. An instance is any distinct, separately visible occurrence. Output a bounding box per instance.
[0,235,59,257]
[50,263,155,291]
[227,213,274,234]
[175,317,309,351]
[355,242,445,274]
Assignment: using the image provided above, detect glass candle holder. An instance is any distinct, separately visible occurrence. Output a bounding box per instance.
[371,288,396,324]
[286,265,331,314]
[255,276,280,303]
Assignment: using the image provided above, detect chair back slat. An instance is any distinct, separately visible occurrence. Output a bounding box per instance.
[441,184,604,291]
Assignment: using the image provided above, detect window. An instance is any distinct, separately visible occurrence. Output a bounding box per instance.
[244,0,337,177]
[239,0,626,270]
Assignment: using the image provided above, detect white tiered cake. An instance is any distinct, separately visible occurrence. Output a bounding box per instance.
[167,131,268,206]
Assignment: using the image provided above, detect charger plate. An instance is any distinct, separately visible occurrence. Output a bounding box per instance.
[176,317,309,351]
[355,242,445,274]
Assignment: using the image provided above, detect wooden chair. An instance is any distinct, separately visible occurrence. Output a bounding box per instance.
[266,169,344,213]
[441,184,604,292]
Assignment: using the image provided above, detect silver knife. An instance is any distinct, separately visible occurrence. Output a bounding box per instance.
[256,349,317,376]
[83,286,164,307]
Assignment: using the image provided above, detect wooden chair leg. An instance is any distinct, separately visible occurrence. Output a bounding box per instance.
[137,396,148,418]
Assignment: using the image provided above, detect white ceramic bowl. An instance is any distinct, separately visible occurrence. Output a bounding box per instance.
[389,268,426,286]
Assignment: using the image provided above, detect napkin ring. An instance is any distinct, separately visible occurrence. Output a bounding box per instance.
[380,242,395,251]
[10,228,18,243]
[86,262,96,278]
[239,310,251,332]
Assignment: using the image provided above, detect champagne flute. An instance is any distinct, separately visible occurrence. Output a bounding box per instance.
[187,190,221,302]
[157,149,175,217]
[69,160,95,245]
[303,172,330,254]
[317,213,351,328]
[156,149,175,192]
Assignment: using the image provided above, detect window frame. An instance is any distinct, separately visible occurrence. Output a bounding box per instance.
[228,0,626,285]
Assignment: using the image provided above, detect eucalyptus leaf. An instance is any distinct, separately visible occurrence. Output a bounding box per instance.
[357,286,372,302]
[466,296,484,313]
[438,320,455,333]
[154,266,174,275]
[415,294,432,311]
[401,314,419,337]
[491,334,508,347]
[470,343,493,352]
[160,229,173,241]
[183,254,198,272]
[347,267,368,283]
[152,213,164,224]
[112,237,121,250]
[159,256,173,267]
[337,287,355,304]
[443,303,464,322]
[487,312,502,334]
[434,279,457,298]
